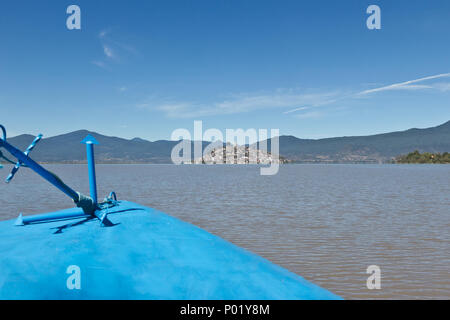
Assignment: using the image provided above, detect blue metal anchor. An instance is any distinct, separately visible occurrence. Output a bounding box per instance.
[0,124,118,225]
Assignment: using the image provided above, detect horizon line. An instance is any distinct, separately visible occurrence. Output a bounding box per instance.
[7,119,449,144]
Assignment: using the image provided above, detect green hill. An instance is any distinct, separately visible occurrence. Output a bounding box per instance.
[396,151,450,164]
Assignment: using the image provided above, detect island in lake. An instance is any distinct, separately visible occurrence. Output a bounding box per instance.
[396,151,450,164]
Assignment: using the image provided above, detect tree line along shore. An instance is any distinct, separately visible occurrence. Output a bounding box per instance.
[396,151,450,164]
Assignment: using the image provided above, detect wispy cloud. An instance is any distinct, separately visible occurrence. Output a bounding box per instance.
[295,111,323,119]
[433,82,450,92]
[141,90,341,118]
[103,45,115,59]
[91,60,108,69]
[99,29,110,38]
[139,73,450,119]
[283,106,310,114]
[93,28,138,69]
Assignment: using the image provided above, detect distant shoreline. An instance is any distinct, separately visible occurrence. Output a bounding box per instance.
[1,161,448,165]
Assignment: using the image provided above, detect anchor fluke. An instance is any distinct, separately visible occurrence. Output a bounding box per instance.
[14,213,24,226]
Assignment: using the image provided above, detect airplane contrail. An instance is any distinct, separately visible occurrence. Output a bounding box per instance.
[357,73,450,95]
[284,72,450,114]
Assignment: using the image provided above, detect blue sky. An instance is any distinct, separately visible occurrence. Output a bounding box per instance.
[0,0,449,141]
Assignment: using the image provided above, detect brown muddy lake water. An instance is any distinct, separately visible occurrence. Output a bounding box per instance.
[0,164,449,299]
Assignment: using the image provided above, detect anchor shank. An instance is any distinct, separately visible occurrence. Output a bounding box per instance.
[0,138,79,201]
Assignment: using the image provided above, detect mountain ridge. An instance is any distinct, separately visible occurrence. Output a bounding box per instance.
[3,120,450,163]
[259,120,450,162]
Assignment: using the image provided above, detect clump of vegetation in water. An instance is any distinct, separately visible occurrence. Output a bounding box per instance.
[396,150,450,164]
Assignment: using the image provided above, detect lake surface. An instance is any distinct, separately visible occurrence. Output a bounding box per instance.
[0,164,449,299]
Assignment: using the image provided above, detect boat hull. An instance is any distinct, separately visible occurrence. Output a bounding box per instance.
[0,201,340,300]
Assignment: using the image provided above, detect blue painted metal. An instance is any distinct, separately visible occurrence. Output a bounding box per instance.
[14,208,91,226]
[14,213,23,226]
[13,200,117,226]
[107,191,117,201]
[81,135,99,205]
[0,125,96,214]
[6,134,43,183]
[0,137,80,201]
[0,201,341,300]
[0,124,5,141]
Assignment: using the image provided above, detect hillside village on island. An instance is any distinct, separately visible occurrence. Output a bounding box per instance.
[191,144,287,164]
